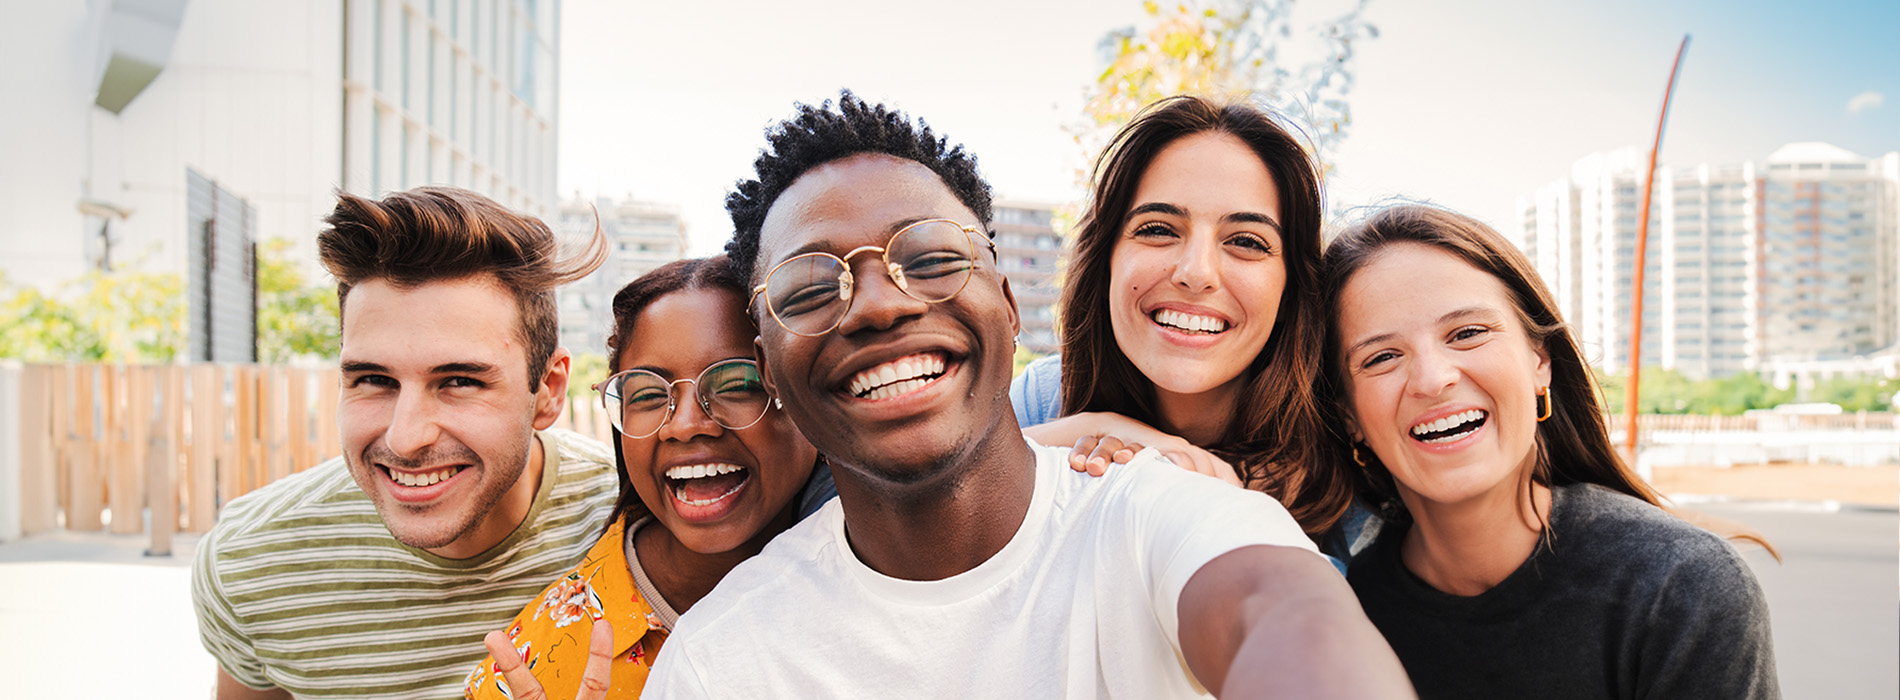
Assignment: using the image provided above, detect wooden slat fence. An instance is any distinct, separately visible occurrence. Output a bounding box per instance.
[11,363,341,554]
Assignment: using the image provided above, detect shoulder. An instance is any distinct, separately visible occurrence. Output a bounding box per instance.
[1011,355,1065,426]
[539,428,619,504]
[672,501,843,632]
[1555,484,1762,600]
[1045,443,1315,552]
[202,456,373,556]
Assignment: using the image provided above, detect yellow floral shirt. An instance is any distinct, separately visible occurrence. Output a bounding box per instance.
[464,519,667,699]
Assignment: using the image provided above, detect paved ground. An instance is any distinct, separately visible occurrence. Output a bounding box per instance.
[0,467,1893,698]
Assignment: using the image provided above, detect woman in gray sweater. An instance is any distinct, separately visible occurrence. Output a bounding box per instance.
[1318,204,1779,699]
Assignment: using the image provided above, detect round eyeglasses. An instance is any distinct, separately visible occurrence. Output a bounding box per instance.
[592,359,772,439]
[750,218,997,337]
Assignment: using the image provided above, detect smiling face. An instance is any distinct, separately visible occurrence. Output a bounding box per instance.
[1337,243,1551,512]
[752,153,1019,486]
[337,275,566,559]
[1108,131,1286,409]
[615,287,817,554]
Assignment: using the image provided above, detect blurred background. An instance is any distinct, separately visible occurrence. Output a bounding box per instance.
[0,0,1894,697]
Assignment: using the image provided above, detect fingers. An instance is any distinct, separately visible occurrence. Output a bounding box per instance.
[484,630,549,700]
[1071,436,1130,476]
[1211,456,1244,487]
[1068,436,1102,472]
[576,620,615,700]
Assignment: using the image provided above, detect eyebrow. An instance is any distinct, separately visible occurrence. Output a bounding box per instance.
[1344,306,1502,358]
[627,356,755,380]
[773,216,935,263]
[337,360,500,376]
[1126,203,1283,233]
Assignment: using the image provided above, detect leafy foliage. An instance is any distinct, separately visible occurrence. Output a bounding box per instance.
[1593,368,1893,415]
[0,268,183,362]
[256,238,340,363]
[1076,0,1377,172]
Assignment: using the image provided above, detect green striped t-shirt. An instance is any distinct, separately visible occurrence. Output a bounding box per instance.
[192,428,618,699]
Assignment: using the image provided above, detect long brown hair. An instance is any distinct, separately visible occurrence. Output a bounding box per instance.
[1318,204,1775,555]
[1059,95,1347,535]
[600,255,751,528]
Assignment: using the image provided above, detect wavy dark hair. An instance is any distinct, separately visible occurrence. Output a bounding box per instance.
[724,90,993,282]
[1059,95,1345,535]
[1317,204,1659,518]
[319,186,607,386]
[600,255,751,527]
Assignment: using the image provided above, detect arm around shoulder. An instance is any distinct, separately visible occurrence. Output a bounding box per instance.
[1178,545,1415,699]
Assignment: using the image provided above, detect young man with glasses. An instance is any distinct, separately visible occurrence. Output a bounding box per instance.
[632,93,1414,698]
[191,187,619,699]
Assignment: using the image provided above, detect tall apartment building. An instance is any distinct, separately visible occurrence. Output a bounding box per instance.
[1518,143,1899,380]
[2,0,559,355]
[555,195,688,357]
[991,201,1066,353]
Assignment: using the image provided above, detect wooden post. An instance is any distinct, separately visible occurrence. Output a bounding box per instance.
[67,365,103,531]
[287,367,310,474]
[188,365,221,531]
[110,365,147,534]
[267,366,292,484]
[48,365,72,529]
[315,368,340,466]
[19,365,58,534]
[147,366,179,556]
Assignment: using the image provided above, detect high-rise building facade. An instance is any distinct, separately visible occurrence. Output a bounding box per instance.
[2,0,559,298]
[991,201,1066,353]
[555,195,688,358]
[1518,143,1899,380]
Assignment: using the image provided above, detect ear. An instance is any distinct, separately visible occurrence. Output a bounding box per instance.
[1533,338,1553,391]
[999,275,1022,340]
[532,347,571,430]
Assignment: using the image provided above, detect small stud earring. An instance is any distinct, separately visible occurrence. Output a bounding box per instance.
[774,398,783,409]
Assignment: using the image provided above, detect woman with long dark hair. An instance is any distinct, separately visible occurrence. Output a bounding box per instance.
[1319,204,1778,699]
[1014,95,1360,555]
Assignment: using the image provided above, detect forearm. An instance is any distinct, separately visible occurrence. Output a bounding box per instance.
[216,669,291,700]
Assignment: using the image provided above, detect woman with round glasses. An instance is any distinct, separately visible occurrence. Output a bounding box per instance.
[1011,95,1364,563]
[465,255,830,699]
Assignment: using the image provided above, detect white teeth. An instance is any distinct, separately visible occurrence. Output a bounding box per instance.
[664,463,746,481]
[389,466,463,487]
[1153,309,1228,334]
[1410,409,1486,442]
[848,353,948,397]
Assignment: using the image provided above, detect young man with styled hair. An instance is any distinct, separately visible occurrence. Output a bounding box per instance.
[633,93,1414,699]
[192,187,618,699]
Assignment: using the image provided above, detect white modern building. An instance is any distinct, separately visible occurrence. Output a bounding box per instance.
[556,195,688,358]
[991,200,1066,354]
[1518,143,1899,380]
[2,0,559,357]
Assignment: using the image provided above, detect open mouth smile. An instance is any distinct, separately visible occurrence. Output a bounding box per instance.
[380,465,466,488]
[664,462,751,507]
[1152,309,1228,335]
[1410,409,1488,444]
[847,352,948,400]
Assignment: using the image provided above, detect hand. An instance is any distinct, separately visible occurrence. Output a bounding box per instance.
[1066,434,1242,487]
[482,620,614,700]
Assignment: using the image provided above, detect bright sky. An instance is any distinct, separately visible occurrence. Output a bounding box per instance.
[558,0,1899,255]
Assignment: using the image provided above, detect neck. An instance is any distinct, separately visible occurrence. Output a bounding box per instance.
[1397,474,1551,597]
[1151,380,1242,446]
[832,421,1039,582]
[633,496,801,613]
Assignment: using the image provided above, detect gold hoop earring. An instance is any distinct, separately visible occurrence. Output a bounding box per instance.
[1351,443,1369,467]
[1536,386,1553,422]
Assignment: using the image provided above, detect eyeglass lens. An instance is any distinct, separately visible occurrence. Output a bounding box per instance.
[761,220,979,336]
[604,360,770,438]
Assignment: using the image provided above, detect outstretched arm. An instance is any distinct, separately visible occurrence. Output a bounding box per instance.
[1178,546,1414,699]
[1024,411,1241,486]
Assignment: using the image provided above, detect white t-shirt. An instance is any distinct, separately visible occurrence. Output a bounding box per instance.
[642,439,1321,699]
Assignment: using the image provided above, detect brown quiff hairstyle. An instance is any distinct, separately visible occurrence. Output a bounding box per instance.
[1317,204,1662,516]
[318,186,606,387]
[1059,95,1347,536]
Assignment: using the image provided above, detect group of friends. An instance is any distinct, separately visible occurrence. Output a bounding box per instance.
[191,92,1781,699]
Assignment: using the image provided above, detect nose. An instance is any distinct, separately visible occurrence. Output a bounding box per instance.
[384,387,444,458]
[1406,345,1461,399]
[655,382,722,443]
[832,255,929,336]
[1170,232,1220,293]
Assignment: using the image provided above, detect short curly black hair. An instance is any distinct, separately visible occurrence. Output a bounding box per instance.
[725,90,993,279]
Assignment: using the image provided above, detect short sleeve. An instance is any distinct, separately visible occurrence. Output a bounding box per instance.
[1114,451,1321,652]
[1010,354,1065,428]
[191,527,274,689]
[1635,543,1781,700]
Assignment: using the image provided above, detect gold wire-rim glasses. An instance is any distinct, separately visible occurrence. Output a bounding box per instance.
[590,358,772,439]
[749,218,998,337]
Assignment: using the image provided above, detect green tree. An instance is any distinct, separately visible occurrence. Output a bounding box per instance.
[1596,367,1799,415]
[1810,376,1896,412]
[1077,0,1377,171]
[256,238,340,363]
[567,351,611,402]
[0,268,182,362]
